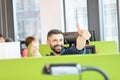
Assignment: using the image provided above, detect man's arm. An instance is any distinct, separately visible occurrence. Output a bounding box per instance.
[76,24,91,50]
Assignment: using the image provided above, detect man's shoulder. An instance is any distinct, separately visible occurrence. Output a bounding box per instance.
[61,46,86,54]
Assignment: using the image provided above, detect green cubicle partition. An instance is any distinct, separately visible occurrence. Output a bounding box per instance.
[39,41,118,56]
[0,54,120,80]
[39,44,51,56]
[90,41,118,54]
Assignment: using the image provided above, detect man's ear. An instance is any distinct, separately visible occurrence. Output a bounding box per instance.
[46,40,50,45]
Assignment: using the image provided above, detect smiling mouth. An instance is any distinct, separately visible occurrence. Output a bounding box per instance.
[54,46,62,50]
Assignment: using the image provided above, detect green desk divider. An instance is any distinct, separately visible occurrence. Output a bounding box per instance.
[0,54,120,80]
[39,44,51,56]
[90,41,118,54]
[39,41,118,56]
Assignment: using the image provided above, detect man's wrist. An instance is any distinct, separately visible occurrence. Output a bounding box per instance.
[76,36,86,50]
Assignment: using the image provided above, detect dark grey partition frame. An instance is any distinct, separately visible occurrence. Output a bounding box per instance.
[0,0,14,40]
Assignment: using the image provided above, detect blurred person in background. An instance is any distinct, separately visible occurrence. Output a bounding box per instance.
[22,36,41,57]
[0,33,5,43]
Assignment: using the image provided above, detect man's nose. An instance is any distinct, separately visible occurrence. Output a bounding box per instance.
[57,41,62,45]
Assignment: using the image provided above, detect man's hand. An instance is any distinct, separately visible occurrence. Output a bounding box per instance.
[76,35,86,50]
[76,24,91,50]
[77,24,91,40]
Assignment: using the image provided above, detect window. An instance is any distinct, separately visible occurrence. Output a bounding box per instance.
[64,0,88,32]
[99,0,118,42]
[13,0,41,42]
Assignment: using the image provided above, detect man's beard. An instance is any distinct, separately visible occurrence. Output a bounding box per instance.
[50,45,64,54]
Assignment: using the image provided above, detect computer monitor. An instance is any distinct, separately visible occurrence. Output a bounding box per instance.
[0,42,21,59]
[86,45,96,54]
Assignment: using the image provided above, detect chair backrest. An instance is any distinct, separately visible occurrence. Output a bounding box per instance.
[86,45,96,54]
[63,30,96,45]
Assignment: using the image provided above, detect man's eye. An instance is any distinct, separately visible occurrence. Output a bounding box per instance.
[53,39,57,42]
[60,39,63,42]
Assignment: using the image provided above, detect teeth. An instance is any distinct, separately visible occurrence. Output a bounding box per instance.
[55,46,61,49]
[56,46,60,48]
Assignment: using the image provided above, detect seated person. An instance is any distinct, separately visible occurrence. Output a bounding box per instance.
[5,37,13,42]
[0,33,13,42]
[21,36,35,57]
[0,33,5,43]
[22,36,41,57]
[46,29,87,56]
[28,35,41,57]
[46,26,91,56]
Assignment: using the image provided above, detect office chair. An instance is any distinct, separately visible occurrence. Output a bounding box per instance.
[63,30,96,45]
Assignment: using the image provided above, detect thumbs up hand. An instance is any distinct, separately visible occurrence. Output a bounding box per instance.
[77,24,91,40]
[76,24,91,50]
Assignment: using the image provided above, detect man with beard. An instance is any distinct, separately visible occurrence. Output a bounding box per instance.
[46,24,91,56]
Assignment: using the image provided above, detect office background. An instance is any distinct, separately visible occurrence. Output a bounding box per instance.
[0,0,120,51]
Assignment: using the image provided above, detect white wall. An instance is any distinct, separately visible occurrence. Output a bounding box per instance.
[40,0,65,44]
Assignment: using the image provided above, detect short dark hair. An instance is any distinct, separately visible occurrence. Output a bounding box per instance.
[25,36,35,47]
[47,29,63,40]
[0,33,4,38]
[5,37,13,42]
